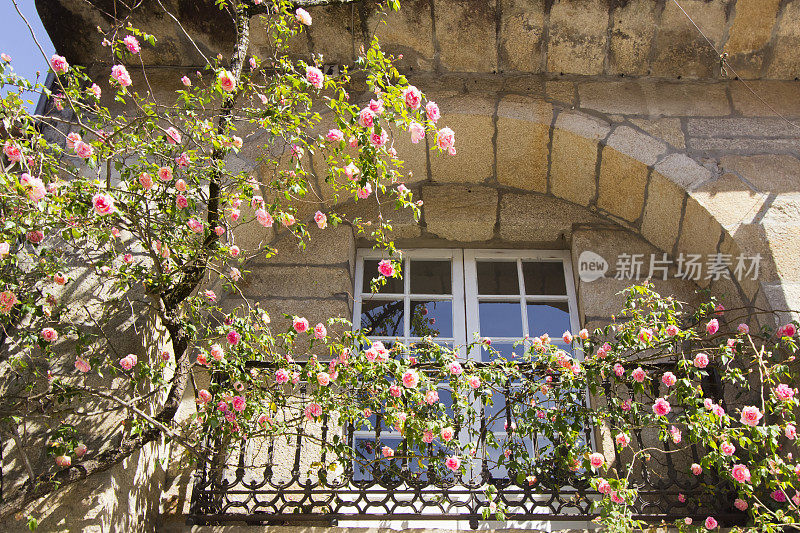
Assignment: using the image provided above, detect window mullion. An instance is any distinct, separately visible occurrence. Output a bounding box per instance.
[403,257,411,341]
[517,258,529,339]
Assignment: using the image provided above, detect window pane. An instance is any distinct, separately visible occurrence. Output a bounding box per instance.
[410,300,453,338]
[522,261,567,295]
[360,299,404,337]
[477,261,519,295]
[362,260,403,294]
[410,260,451,295]
[527,302,570,337]
[479,302,523,337]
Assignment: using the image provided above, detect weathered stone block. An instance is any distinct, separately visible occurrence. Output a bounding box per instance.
[578,80,648,116]
[654,153,711,191]
[640,80,730,117]
[241,265,352,299]
[597,149,649,222]
[545,80,576,105]
[496,114,550,192]
[336,198,423,240]
[499,0,545,72]
[550,130,598,207]
[423,185,498,241]
[765,2,800,79]
[308,4,355,65]
[676,197,723,278]
[723,0,780,77]
[369,0,435,71]
[605,126,667,166]
[692,174,765,232]
[641,173,685,253]
[720,154,800,194]
[429,114,494,182]
[730,81,800,117]
[498,193,604,243]
[608,0,659,76]
[271,224,355,268]
[434,0,497,72]
[629,118,686,149]
[547,0,608,75]
[650,0,727,79]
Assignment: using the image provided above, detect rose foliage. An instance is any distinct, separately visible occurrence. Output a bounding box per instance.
[0,1,799,532]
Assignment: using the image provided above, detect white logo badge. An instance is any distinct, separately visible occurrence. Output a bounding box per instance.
[578,251,608,283]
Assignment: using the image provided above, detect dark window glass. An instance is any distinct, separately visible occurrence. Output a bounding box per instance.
[477,261,519,295]
[410,260,452,294]
[522,261,567,295]
[410,300,453,338]
[360,299,404,337]
[362,260,403,294]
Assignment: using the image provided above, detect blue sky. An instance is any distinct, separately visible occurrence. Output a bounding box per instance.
[1,1,55,105]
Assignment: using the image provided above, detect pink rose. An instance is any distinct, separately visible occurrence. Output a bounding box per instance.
[402,369,419,388]
[694,352,709,368]
[662,372,676,387]
[772,489,787,502]
[410,121,425,144]
[638,328,653,343]
[75,357,91,373]
[740,405,762,427]
[562,330,573,344]
[158,167,173,181]
[358,107,374,128]
[214,226,225,236]
[232,396,246,412]
[280,212,295,227]
[704,516,718,530]
[40,327,58,342]
[731,464,750,483]
[0,242,9,257]
[578,328,589,340]
[369,98,384,115]
[436,128,456,155]
[196,353,208,366]
[596,478,611,494]
[119,355,135,370]
[467,375,481,389]
[382,446,395,458]
[255,208,273,227]
[613,363,624,377]
[175,179,187,192]
[314,211,327,229]
[445,455,461,471]
[123,35,140,54]
[356,183,372,199]
[55,455,72,468]
[621,399,632,411]
[166,126,182,144]
[780,323,797,337]
[138,172,154,189]
[441,427,454,442]
[218,70,236,92]
[50,54,69,74]
[448,361,463,375]
[3,141,21,162]
[425,101,440,123]
[312,322,327,339]
[227,330,241,345]
[344,162,360,180]
[187,218,203,233]
[75,141,94,159]
[670,425,682,444]
[229,245,240,257]
[274,369,290,385]
[181,76,191,86]
[305,402,322,420]
[631,367,646,383]
[305,66,324,89]
[615,433,630,447]
[27,230,44,244]
[74,443,87,458]
[786,423,797,440]
[775,383,796,402]
[691,463,702,475]
[389,384,401,397]
[653,397,671,416]
[378,259,395,277]
[706,318,719,335]
[295,7,312,25]
[402,85,422,109]
[423,430,434,443]
[737,323,749,334]
[666,324,679,336]
[425,390,439,405]
[734,498,748,511]
[293,316,309,333]
[326,129,344,142]
[369,130,388,148]
[589,452,604,468]
[111,64,132,87]
[0,53,10,62]
[92,193,115,215]
[721,442,735,456]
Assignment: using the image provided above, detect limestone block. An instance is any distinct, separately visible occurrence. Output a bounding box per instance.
[730,81,800,117]
[496,101,551,192]
[688,137,800,154]
[429,114,494,183]
[629,118,685,149]
[307,4,355,65]
[550,130,598,207]
[676,197,723,279]
[271,224,355,268]
[692,174,765,232]
[368,0,435,71]
[723,0,780,77]
[597,149,649,222]
[639,80,730,117]
[547,0,608,75]
[650,0,727,79]
[608,0,659,76]
[765,1,800,79]
[336,197,423,240]
[545,80,576,106]
[719,232,759,301]
[641,173,685,253]
[389,121,430,185]
[761,281,800,323]
[239,264,352,300]
[498,193,604,243]
[605,126,667,166]
[654,153,711,190]
[762,193,800,225]
[719,154,800,194]
[422,185,498,241]
[578,80,647,116]
[687,117,800,138]
[433,0,497,72]
[499,0,546,72]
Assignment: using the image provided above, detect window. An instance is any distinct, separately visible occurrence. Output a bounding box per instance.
[353,249,581,481]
